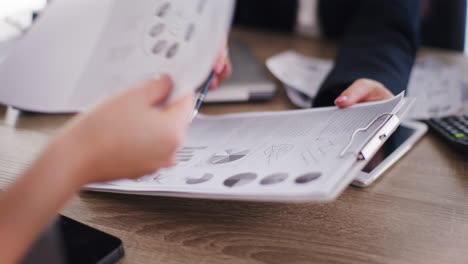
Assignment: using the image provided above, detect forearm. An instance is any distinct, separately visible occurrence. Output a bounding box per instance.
[0,135,86,264]
[314,0,422,106]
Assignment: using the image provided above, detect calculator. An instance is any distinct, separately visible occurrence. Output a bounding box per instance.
[427,115,468,153]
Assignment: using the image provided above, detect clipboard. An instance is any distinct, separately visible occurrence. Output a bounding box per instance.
[87,95,415,203]
[320,97,416,202]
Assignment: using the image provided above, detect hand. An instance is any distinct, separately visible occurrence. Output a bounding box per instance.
[334,78,394,108]
[53,75,194,185]
[211,43,232,89]
[0,76,194,264]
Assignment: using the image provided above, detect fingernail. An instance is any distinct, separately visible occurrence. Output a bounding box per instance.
[335,96,348,104]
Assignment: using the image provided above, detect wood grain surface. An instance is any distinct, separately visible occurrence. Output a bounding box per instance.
[1,29,467,264]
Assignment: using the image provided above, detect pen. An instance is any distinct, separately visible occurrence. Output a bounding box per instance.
[192,71,215,120]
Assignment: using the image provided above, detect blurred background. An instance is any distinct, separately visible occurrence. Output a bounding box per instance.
[233,0,468,53]
[1,0,467,53]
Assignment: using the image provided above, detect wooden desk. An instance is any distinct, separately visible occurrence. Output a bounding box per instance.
[1,29,468,264]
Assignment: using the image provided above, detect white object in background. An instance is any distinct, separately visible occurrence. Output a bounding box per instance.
[0,0,235,113]
[406,57,467,119]
[296,0,321,38]
[266,51,332,101]
[0,0,47,18]
[4,106,20,127]
[284,84,313,108]
[0,0,47,41]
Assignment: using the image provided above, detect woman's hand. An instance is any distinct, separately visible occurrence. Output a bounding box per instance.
[0,75,194,264]
[210,44,232,89]
[54,74,194,186]
[334,78,394,108]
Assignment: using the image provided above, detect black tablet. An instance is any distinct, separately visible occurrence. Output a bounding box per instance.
[22,215,124,264]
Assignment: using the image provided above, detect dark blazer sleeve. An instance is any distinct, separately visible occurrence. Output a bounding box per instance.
[313,0,422,107]
[233,0,298,32]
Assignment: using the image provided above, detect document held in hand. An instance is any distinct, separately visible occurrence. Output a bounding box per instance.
[0,0,235,112]
[88,94,413,202]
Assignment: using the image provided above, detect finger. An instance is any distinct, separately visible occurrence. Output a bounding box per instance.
[214,56,225,74]
[335,80,374,108]
[218,59,232,84]
[210,76,219,90]
[334,79,391,108]
[138,74,173,106]
[211,59,232,90]
[214,44,229,74]
[165,92,196,122]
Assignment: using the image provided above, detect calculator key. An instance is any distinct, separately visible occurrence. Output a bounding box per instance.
[152,40,167,55]
[428,116,468,153]
[156,2,171,17]
[149,23,165,37]
[446,127,457,133]
[439,122,448,127]
[166,43,179,58]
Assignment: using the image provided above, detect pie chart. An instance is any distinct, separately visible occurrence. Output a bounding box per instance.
[209,149,250,165]
[186,173,214,185]
[224,173,257,188]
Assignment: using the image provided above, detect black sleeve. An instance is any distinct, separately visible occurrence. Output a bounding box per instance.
[233,0,298,33]
[313,0,422,107]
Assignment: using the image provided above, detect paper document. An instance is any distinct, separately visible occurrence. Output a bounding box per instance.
[88,94,407,202]
[407,57,468,119]
[267,51,332,100]
[0,0,234,112]
[0,38,17,64]
[267,51,468,118]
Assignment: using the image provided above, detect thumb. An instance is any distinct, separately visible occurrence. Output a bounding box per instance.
[165,92,195,123]
[135,74,174,106]
[334,79,390,108]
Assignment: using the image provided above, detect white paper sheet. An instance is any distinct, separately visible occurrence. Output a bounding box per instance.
[266,51,332,101]
[0,0,234,112]
[0,38,17,64]
[407,57,468,119]
[88,94,406,202]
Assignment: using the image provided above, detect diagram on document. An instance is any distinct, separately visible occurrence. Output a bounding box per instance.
[88,95,408,202]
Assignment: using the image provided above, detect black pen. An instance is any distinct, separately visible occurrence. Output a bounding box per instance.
[192,71,215,120]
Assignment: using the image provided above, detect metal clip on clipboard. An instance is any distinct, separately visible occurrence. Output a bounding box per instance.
[339,113,401,161]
